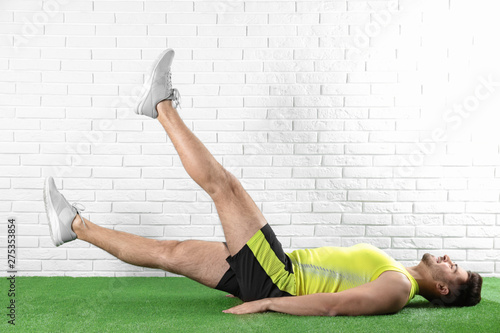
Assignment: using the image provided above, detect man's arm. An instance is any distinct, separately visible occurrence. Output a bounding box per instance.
[223,271,411,316]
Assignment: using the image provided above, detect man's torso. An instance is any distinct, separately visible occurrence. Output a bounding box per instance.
[287,243,418,302]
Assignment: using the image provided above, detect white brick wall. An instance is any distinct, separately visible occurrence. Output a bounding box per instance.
[1,0,499,277]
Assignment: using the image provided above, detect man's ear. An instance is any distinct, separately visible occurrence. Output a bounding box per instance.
[436,282,449,296]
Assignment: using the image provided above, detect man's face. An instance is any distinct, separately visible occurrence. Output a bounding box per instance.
[421,253,469,288]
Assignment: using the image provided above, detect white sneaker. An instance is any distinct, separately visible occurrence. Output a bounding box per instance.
[43,177,86,247]
[135,48,181,119]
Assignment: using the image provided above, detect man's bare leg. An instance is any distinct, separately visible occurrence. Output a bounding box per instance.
[72,214,230,288]
[156,100,267,255]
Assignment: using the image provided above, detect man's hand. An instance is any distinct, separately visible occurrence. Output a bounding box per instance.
[223,299,270,315]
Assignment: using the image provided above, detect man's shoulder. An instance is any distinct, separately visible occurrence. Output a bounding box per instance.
[374,271,413,300]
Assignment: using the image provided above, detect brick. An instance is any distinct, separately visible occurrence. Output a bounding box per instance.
[146,190,195,202]
[345,144,395,155]
[265,225,310,238]
[445,214,495,226]
[0,154,17,165]
[467,226,500,237]
[366,226,414,237]
[113,202,162,214]
[218,14,267,25]
[0,82,15,94]
[195,1,243,12]
[293,167,342,179]
[219,37,267,49]
[251,190,295,203]
[42,260,92,271]
[449,190,498,202]
[469,179,500,190]
[93,167,140,179]
[15,128,64,142]
[93,260,142,271]
[145,0,193,11]
[16,83,67,95]
[43,71,92,83]
[163,202,211,214]
[243,167,291,178]
[65,12,115,24]
[462,262,494,273]
[291,213,341,225]
[40,48,90,60]
[167,13,216,24]
[342,237,391,248]
[10,59,60,71]
[163,226,214,237]
[467,202,500,213]
[364,203,412,213]
[444,238,493,249]
[342,214,391,225]
[348,72,397,83]
[295,144,343,155]
[246,73,295,84]
[316,225,365,237]
[468,250,500,261]
[66,36,116,48]
[45,24,95,36]
[370,108,420,119]
[67,249,114,260]
[63,179,113,190]
[417,179,467,190]
[0,143,39,154]
[262,202,311,213]
[344,167,393,178]
[314,201,362,213]
[1,71,40,83]
[94,1,143,12]
[292,237,341,249]
[346,120,396,132]
[414,202,465,213]
[245,96,293,107]
[384,249,418,261]
[196,72,244,84]
[273,155,322,167]
[416,226,466,237]
[245,1,295,12]
[398,190,447,202]
[348,190,396,202]
[266,179,315,190]
[145,168,190,180]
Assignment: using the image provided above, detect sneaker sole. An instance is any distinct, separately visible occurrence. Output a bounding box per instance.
[43,178,64,247]
[135,48,173,117]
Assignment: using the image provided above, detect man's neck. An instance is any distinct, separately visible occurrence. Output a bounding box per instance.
[405,264,434,300]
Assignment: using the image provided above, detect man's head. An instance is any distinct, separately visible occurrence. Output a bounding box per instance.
[420,253,482,307]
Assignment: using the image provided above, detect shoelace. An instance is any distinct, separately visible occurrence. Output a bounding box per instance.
[165,71,181,109]
[72,203,87,228]
[170,87,181,109]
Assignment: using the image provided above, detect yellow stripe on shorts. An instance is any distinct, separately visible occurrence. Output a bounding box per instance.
[247,230,296,295]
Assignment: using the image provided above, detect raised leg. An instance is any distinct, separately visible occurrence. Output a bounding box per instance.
[156,101,267,255]
[72,215,230,288]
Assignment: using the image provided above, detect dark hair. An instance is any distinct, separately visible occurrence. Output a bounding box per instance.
[432,271,483,307]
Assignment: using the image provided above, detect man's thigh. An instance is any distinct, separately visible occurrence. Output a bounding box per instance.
[219,224,296,301]
[158,240,231,289]
[211,172,267,256]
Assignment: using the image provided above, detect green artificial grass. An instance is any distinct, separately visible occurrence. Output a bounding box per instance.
[0,277,499,332]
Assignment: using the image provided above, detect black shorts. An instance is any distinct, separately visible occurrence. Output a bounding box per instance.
[215,224,296,302]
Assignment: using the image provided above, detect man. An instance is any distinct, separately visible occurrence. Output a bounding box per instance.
[43,49,482,316]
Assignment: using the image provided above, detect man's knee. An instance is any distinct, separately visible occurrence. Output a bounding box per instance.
[156,240,182,271]
[210,170,243,200]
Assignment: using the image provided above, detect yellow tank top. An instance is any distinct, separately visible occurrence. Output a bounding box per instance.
[287,243,419,303]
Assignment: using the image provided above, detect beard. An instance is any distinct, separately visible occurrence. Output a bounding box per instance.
[421,253,447,283]
[421,253,434,267]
